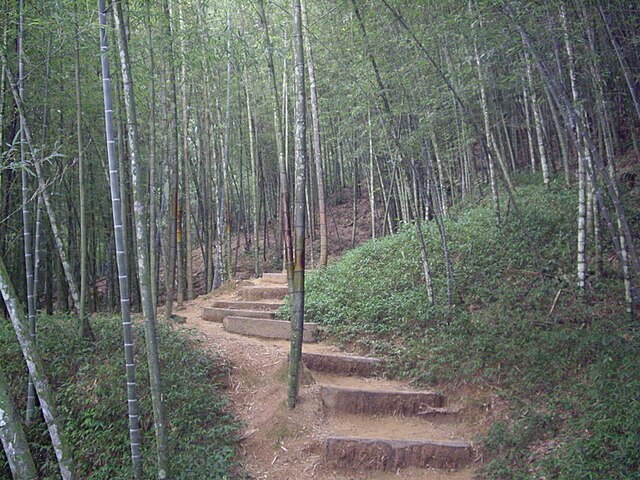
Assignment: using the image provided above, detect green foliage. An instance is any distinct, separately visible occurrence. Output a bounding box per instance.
[284,182,638,479]
[0,315,242,479]
[537,336,640,480]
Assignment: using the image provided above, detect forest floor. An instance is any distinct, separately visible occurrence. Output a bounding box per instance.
[171,277,496,480]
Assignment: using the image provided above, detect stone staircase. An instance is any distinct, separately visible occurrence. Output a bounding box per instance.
[202,273,322,342]
[202,272,475,474]
[311,360,474,472]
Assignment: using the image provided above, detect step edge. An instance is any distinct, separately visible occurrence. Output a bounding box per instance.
[320,385,441,396]
[224,316,320,327]
[203,307,275,315]
[324,435,473,449]
[302,352,382,363]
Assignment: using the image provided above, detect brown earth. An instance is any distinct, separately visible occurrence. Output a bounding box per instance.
[171,275,500,480]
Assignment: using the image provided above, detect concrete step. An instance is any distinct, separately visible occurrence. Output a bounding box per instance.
[210,300,284,311]
[202,308,275,323]
[321,386,443,415]
[327,411,464,442]
[261,272,288,284]
[302,352,382,377]
[223,316,320,342]
[239,285,288,301]
[324,436,473,470]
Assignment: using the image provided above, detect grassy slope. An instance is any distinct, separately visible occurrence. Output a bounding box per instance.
[0,315,242,479]
[289,178,640,479]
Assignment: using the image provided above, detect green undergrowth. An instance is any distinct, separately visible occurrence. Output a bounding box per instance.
[0,315,242,479]
[281,178,640,479]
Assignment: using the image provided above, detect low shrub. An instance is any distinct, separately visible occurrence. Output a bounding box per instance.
[0,314,243,479]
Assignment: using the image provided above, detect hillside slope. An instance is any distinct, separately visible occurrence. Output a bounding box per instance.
[287,179,640,479]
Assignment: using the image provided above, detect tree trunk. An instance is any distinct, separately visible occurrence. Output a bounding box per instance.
[367,110,377,239]
[0,257,75,479]
[178,2,193,301]
[288,0,308,409]
[472,7,502,224]
[163,0,180,320]
[98,2,144,476]
[146,2,158,312]
[301,0,327,267]
[74,0,90,338]
[112,2,169,477]
[561,2,589,300]
[257,0,293,280]
[524,50,550,188]
[213,12,232,290]
[0,364,38,480]
[17,0,38,425]
[244,74,261,277]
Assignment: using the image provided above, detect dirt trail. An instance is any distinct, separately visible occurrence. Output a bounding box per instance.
[173,278,485,480]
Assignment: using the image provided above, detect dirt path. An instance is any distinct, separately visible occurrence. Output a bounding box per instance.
[174,279,485,480]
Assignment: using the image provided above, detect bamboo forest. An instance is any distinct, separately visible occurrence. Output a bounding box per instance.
[0,0,639,478]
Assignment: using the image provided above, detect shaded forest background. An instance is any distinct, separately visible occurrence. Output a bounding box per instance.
[1,0,638,317]
[0,0,639,478]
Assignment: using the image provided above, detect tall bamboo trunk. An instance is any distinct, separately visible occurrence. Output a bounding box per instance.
[98,2,144,476]
[245,75,261,277]
[472,14,501,224]
[17,0,38,424]
[257,0,293,279]
[543,85,571,186]
[112,1,169,476]
[430,132,448,217]
[301,0,327,266]
[561,3,588,299]
[524,51,550,188]
[0,365,37,480]
[0,256,75,479]
[213,12,232,289]
[178,2,193,300]
[367,110,377,238]
[146,2,158,311]
[523,84,537,172]
[163,0,180,319]
[288,0,308,409]
[7,6,37,456]
[427,148,454,306]
[74,0,90,337]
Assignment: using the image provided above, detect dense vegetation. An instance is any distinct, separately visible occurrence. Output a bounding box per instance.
[288,179,640,479]
[0,315,241,479]
[1,0,638,476]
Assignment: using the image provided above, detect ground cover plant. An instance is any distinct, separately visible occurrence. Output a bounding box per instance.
[283,179,640,479]
[0,315,242,479]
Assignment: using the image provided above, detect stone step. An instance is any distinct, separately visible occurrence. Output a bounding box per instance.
[239,285,288,301]
[261,272,288,284]
[202,308,275,323]
[328,411,464,442]
[210,300,284,311]
[302,352,382,377]
[223,316,320,342]
[324,436,473,470]
[320,386,443,415]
